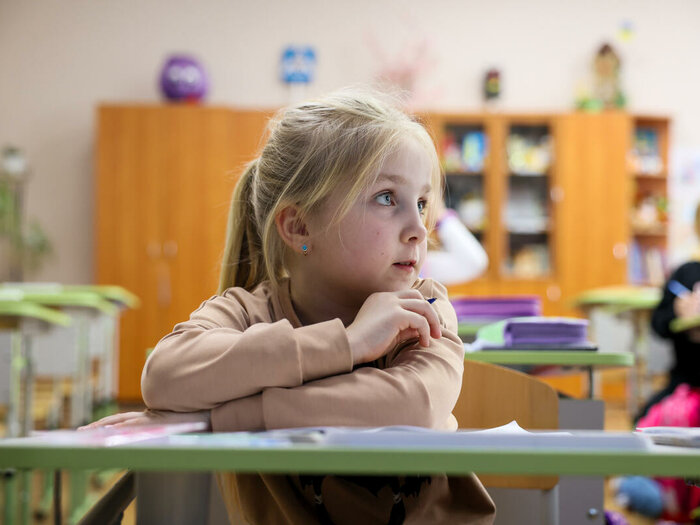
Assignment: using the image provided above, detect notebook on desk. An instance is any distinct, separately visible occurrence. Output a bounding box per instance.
[469,317,597,351]
[637,427,700,448]
[3,421,208,447]
[122,421,651,452]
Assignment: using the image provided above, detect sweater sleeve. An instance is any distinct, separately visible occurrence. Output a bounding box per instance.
[141,288,353,412]
[423,211,488,285]
[255,280,464,431]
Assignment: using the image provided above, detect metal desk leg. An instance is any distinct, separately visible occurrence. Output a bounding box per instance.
[19,470,31,525]
[68,318,95,524]
[54,470,62,525]
[8,332,23,439]
[3,469,18,525]
[19,339,34,525]
[68,470,93,524]
[540,484,560,525]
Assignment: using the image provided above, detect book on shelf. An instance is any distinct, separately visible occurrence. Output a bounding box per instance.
[628,241,667,285]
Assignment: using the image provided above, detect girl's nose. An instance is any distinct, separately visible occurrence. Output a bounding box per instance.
[401,208,427,244]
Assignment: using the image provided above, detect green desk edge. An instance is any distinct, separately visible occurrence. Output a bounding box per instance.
[671,315,700,333]
[0,287,118,315]
[64,285,140,309]
[457,322,491,338]
[464,350,634,367]
[0,301,71,326]
[572,286,661,312]
[0,440,697,478]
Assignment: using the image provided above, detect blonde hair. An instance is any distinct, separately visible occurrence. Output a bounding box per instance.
[219,88,442,293]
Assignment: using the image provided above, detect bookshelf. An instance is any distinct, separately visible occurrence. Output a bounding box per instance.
[441,119,489,252]
[423,111,664,316]
[424,113,563,313]
[627,116,670,286]
[503,119,555,279]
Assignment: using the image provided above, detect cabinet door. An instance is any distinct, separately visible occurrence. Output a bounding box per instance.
[162,109,271,337]
[96,106,271,401]
[556,112,631,315]
[96,106,171,401]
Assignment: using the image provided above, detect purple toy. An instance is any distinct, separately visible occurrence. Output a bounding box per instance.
[159,54,208,102]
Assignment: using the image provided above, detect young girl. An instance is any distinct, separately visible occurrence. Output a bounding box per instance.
[88,89,496,525]
[636,201,700,423]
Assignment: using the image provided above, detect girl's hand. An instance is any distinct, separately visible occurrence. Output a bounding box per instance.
[78,409,211,431]
[674,286,700,319]
[346,289,442,365]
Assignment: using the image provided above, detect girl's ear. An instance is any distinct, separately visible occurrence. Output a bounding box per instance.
[275,205,310,254]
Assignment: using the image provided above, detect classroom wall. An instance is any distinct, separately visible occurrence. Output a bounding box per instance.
[1,0,700,283]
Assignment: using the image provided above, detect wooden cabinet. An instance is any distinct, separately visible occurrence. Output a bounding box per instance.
[96,106,669,399]
[555,112,632,312]
[95,105,270,401]
[423,111,653,316]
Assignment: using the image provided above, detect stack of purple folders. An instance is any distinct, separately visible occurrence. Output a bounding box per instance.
[470,316,597,351]
[451,296,542,323]
[503,317,592,348]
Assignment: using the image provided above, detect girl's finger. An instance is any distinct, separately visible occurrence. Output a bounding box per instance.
[399,298,442,339]
[79,412,146,430]
[111,417,150,428]
[393,289,424,301]
[404,311,431,347]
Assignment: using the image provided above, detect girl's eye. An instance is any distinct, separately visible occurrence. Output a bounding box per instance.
[417,200,427,215]
[376,192,393,206]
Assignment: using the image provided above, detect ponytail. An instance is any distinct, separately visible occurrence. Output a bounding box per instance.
[218,160,266,293]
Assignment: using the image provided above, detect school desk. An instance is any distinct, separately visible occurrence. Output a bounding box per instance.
[0,285,118,427]
[62,285,140,419]
[0,285,119,525]
[0,297,70,525]
[464,349,634,399]
[0,429,698,525]
[463,349,634,523]
[573,285,661,414]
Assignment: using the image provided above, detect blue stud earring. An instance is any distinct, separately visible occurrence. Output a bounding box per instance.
[302,244,308,255]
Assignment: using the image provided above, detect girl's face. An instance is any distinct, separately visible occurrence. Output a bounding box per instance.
[306,137,433,305]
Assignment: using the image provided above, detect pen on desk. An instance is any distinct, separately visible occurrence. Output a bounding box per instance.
[427,298,437,304]
[668,280,691,297]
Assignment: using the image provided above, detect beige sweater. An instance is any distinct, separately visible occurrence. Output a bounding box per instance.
[142,278,495,525]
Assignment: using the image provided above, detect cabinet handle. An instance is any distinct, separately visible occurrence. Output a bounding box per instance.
[613,243,628,260]
[147,242,161,259]
[549,186,564,203]
[546,285,561,301]
[163,240,178,258]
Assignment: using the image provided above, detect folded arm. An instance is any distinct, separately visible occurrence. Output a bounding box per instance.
[211,281,464,432]
[142,289,353,411]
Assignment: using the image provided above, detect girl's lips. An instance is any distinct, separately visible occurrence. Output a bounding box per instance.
[393,261,416,272]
